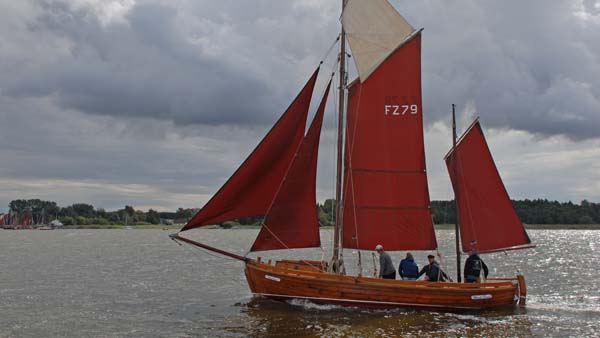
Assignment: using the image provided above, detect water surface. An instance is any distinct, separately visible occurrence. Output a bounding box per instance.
[0,229,598,337]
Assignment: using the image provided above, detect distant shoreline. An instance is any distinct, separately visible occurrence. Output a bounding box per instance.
[37,223,600,230]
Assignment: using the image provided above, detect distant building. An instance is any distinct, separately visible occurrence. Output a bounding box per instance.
[160,218,174,225]
[50,219,64,228]
[173,218,189,225]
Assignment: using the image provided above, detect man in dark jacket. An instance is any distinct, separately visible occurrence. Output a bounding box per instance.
[399,252,419,280]
[375,244,396,279]
[418,254,449,282]
[464,248,489,283]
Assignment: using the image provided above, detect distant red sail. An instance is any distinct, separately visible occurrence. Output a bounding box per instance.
[445,121,531,253]
[251,81,332,251]
[181,69,320,231]
[342,32,437,251]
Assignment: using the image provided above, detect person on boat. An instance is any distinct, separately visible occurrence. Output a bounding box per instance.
[464,247,489,283]
[418,254,449,282]
[398,252,419,280]
[375,244,396,279]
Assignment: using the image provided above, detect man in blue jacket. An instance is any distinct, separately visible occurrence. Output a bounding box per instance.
[399,252,419,280]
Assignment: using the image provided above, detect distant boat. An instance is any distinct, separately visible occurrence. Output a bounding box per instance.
[172,0,534,310]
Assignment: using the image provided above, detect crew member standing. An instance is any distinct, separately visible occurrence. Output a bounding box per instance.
[375,244,396,279]
[464,246,489,283]
[418,254,449,282]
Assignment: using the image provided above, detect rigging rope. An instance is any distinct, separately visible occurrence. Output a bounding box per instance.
[436,248,453,282]
[330,57,340,257]
[319,34,341,65]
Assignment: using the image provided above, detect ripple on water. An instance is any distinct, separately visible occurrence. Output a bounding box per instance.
[0,229,598,337]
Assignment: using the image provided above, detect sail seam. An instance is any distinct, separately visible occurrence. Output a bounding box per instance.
[351,169,426,174]
[352,206,430,210]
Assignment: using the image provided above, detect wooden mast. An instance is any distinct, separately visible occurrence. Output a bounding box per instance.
[331,0,348,272]
[452,104,462,283]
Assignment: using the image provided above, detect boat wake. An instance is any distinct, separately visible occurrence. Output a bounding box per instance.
[526,301,600,314]
[286,298,348,311]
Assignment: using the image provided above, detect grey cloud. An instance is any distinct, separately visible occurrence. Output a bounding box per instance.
[1,0,600,211]
[405,0,600,139]
[4,0,598,139]
[6,1,298,126]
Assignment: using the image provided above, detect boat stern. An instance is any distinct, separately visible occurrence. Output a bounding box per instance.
[516,274,527,306]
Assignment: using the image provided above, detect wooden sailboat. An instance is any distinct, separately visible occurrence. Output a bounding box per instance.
[171,0,535,310]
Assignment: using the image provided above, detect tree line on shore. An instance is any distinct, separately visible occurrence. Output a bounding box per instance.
[4,198,600,227]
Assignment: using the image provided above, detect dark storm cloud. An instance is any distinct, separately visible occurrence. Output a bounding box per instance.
[6,1,288,126]
[1,0,600,212]
[400,0,600,139]
[3,0,599,138]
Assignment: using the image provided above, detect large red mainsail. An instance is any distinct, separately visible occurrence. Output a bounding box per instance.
[445,120,531,253]
[182,69,319,231]
[251,81,332,251]
[342,32,437,250]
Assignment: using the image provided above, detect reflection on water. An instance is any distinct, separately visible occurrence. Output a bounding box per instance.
[0,229,598,337]
[239,298,533,337]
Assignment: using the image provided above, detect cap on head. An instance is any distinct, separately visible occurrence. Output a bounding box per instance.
[375,244,383,251]
[469,240,478,252]
[427,254,435,259]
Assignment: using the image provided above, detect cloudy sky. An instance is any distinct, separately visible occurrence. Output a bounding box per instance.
[1,0,599,212]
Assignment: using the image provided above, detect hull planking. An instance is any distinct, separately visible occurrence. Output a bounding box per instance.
[244,259,526,311]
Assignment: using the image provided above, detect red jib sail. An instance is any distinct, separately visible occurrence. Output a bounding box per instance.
[251,81,332,251]
[445,120,531,253]
[181,69,320,231]
[342,32,437,250]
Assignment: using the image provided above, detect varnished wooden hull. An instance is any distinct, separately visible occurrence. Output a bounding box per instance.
[244,259,526,310]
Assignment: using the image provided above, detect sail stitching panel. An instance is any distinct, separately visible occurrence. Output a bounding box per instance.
[341,32,436,250]
[446,121,532,252]
[250,80,332,252]
[457,148,478,251]
[474,123,532,247]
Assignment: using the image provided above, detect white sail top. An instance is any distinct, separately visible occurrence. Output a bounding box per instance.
[342,0,414,82]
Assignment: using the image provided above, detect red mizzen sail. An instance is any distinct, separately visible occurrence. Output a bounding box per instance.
[251,81,332,251]
[342,32,437,251]
[445,120,531,253]
[181,69,319,231]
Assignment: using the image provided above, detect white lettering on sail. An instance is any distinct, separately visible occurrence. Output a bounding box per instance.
[384,104,418,116]
[385,105,400,115]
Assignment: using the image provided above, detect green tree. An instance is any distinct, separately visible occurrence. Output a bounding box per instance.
[72,203,95,218]
[147,209,160,224]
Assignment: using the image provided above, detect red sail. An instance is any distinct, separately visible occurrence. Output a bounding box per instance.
[342,32,437,250]
[251,81,332,251]
[445,120,531,253]
[181,69,319,231]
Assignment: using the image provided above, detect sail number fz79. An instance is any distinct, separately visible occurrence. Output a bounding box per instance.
[384,96,418,116]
